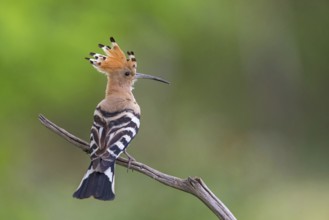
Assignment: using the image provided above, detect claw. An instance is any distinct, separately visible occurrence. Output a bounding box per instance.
[124,150,136,172]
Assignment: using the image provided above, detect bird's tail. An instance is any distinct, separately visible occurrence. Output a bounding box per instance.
[73,162,115,200]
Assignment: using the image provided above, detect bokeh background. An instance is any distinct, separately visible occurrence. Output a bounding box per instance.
[1,0,328,219]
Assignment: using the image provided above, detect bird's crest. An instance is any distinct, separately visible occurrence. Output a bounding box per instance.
[86,37,137,74]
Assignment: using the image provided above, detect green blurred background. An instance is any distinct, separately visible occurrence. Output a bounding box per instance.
[1,0,328,219]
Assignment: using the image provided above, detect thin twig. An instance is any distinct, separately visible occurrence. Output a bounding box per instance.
[38,114,237,220]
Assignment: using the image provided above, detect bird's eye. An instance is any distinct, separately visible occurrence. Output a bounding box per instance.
[125,72,130,76]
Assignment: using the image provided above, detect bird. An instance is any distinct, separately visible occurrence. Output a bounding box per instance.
[73,37,169,201]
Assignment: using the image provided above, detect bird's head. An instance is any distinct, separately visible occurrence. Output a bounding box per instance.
[86,37,169,88]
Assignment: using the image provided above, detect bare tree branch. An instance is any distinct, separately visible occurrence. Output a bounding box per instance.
[38,114,237,220]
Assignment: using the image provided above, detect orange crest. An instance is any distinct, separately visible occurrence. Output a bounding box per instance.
[86,37,137,74]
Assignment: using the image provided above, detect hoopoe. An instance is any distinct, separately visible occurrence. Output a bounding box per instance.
[73,37,169,201]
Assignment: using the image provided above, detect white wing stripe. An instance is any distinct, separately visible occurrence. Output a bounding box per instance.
[116,142,125,150]
[89,108,140,160]
[110,135,132,151]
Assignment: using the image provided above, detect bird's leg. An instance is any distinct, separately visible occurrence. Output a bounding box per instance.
[123,149,136,172]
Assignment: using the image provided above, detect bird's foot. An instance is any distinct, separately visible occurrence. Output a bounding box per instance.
[124,150,136,172]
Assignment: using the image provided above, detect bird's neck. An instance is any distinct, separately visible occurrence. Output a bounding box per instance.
[106,85,135,100]
[100,77,140,114]
[105,76,135,100]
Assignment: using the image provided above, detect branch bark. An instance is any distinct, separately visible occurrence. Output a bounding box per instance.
[38,114,237,220]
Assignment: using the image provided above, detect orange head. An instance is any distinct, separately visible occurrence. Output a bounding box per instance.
[86,37,170,88]
[86,37,137,87]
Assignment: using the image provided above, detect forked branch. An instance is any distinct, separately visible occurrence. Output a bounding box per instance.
[38,114,237,220]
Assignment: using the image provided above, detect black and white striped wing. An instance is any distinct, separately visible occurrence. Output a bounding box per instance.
[90,108,140,162]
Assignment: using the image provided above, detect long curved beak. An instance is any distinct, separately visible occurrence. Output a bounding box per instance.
[135,73,170,84]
